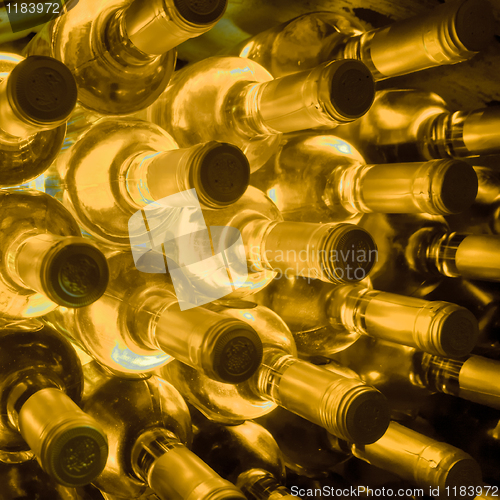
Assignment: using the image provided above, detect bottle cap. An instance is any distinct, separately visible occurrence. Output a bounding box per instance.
[44,242,109,308]
[197,143,250,206]
[173,0,227,24]
[432,160,478,215]
[211,326,263,383]
[454,0,495,52]
[429,303,479,358]
[327,60,375,120]
[8,56,77,124]
[340,384,391,445]
[323,225,377,283]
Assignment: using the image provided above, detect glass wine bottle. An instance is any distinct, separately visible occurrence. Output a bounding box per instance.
[160,300,390,445]
[0,52,77,186]
[0,321,108,487]
[250,132,478,223]
[229,0,494,79]
[42,249,263,382]
[147,56,375,172]
[23,118,251,247]
[334,89,500,163]
[82,374,246,500]
[23,0,228,115]
[252,275,479,359]
[0,189,109,319]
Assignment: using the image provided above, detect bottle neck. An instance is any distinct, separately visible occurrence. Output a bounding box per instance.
[427,232,500,281]
[227,60,374,138]
[255,352,389,444]
[350,421,482,491]
[132,293,262,384]
[327,285,478,358]
[415,352,500,410]
[339,0,494,80]
[132,428,245,500]
[237,470,295,500]
[242,219,376,284]
[6,232,108,308]
[328,159,477,216]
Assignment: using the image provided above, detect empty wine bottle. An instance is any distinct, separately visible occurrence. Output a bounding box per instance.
[333,336,500,416]
[190,409,297,500]
[82,374,246,500]
[43,249,263,382]
[160,300,390,445]
[148,56,375,172]
[329,421,483,497]
[0,189,109,319]
[23,0,228,115]
[26,118,250,247]
[250,132,478,223]
[229,0,494,79]
[0,322,108,487]
[0,52,77,187]
[354,213,500,298]
[334,89,500,164]
[252,275,479,358]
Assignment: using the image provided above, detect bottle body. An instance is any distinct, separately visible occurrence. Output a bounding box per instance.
[0,52,77,186]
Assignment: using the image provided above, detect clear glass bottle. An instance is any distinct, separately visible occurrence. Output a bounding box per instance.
[335,89,500,163]
[190,410,295,500]
[230,0,494,79]
[24,118,251,248]
[333,336,500,416]
[148,56,375,172]
[355,213,500,298]
[250,132,478,223]
[252,275,479,359]
[329,421,483,497]
[42,249,263,382]
[82,374,246,500]
[144,185,377,300]
[0,322,108,487]
[23,0,228,115]
[0,52,77,186]
[160,300,390,445]
[0,189,109,319]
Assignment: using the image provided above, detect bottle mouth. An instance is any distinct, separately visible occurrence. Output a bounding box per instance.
[196,142,250,207]
[326,60,375,121]
[173,0,228,24]
[42,420,109,487]
[453,0,495,52]
[211,325,263,383]
[43,242,109,308]
[7,55,77,124]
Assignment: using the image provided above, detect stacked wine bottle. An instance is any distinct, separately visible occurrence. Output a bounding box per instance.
[0,0,499,498]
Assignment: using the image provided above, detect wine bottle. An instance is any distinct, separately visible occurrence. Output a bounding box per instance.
[0,322,108,487]
[147,56,375,172]
[0,52,77,187]
[333,336,500,415]
[329,421,483,497]
[229,0,494,79]
[0,189,109,319]
[334,89,500,163]
[25,118,251,247]
[190,409,297,500]
[252,275,479,358]
[250,132,478,222]
[23,0,228,115]
[82,374,246,500]
[353,213,500,298]
[160,300,390,445]
[42,249,263,382]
